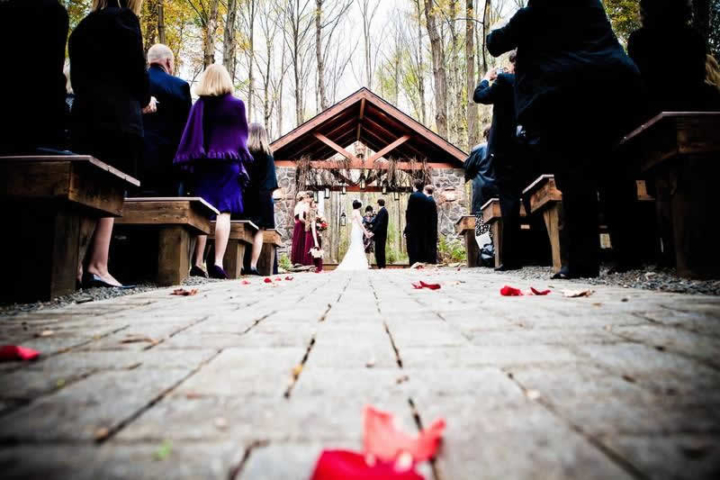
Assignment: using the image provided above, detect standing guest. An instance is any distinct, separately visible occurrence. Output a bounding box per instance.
[628,0,718,114]
[363,206,376,258]
[302,199,321,267]
[63,61,74,151]
[70,0,154,289]
[473,53,523,271]
[0,0,68,155]
[487,0,644,279]
[370,199,389,269]
[245,123,279,276]
[423,185,439,264]
[465,126,497,216]
[141,44,192,196]
[291,192,310,265]
[405,179,428,266]
[175,64,253,280]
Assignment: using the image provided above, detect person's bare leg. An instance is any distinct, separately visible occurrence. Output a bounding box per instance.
[195,235,207,268]
[86,217,122,286]
[213,213,231,267]
[250,229,264,270]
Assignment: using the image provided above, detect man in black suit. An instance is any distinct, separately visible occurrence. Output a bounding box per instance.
[370,199,389,268]
[405,179,428,266]
[423,185,439,264]
[473,52,523,271]
[141,44,192,196]
[0,0,68,154]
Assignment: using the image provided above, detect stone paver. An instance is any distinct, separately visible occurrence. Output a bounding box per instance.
[1,269,719,479]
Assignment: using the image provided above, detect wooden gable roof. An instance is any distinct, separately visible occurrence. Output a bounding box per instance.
[270,88,467,168]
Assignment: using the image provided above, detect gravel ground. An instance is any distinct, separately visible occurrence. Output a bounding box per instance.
[478,265,720,296]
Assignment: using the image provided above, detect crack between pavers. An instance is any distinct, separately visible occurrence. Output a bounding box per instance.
[632,311,720,340]
[503,371,652,480]
[142,315,212,351]
[283,334,317,399]
[407,397,443,480]
[336,277,352,303]
[228,439,270,480]
[239,311,278,335]
[95,349,224,445]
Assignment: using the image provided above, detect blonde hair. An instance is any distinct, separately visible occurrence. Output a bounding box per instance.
[195,64,234,97]
[706,54,720,93]
[248,123,272,156]
[295,191,307,201]
[92,0,143,16]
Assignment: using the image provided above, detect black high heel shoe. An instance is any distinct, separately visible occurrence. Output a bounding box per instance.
[82,272,135,290]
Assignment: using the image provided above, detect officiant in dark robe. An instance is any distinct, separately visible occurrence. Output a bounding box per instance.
[405,179,428,266]
[370,199,389,269]
[487,0,643,278]
[423,185,439,264]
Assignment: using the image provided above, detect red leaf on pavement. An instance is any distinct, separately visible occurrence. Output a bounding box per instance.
[412,281,441,291]
[311,450,423,480]
[530,287,551,296]
[285,276,294,281]
[171,288,198,296]
[364,406,446,463]
[500,285,523,296]
[0,345,40,361]
[264,278,272,283]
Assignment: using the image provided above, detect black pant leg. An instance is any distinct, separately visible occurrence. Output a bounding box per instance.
[498,181,522,267]
[375,238,386,268]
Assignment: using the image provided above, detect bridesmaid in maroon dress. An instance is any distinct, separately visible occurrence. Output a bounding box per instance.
[291,191,309,265]
[302,200,320,267]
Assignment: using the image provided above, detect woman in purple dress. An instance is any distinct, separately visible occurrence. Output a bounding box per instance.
[291,192,309,265]
[174,64,252,279]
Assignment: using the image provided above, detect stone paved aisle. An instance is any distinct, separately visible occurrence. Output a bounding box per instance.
[1,269,719,479]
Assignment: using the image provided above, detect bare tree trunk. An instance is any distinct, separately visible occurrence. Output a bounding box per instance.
[482,0,490,74]
[247,0,256,121]
[223,0,238,79]
[278,50,286,136]
[143,0,158,52]
[466,0,478,148]
[157,0,166,44]
[316,0,329,110]
[203,0,220,68]
[423,0,448,137]
[414,0,426,125]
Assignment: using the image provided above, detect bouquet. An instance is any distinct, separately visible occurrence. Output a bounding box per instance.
[309,247,324,259]
[316,216,328,232]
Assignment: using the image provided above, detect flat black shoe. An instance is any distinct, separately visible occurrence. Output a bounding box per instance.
[82,273,135,289]
[249,267,262,276]
[551,267,599,280]
[494,264,521,272]
[189,265,208,278]
[207,264,228,280]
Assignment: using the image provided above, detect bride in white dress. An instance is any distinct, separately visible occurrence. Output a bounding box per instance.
[336,200,374,271]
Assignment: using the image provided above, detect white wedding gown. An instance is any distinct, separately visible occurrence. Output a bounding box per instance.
[335,211,369,271]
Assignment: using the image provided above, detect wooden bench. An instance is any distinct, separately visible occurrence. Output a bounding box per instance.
[480,199,529,269]
[621,111,720,278]
[455,216,480,268]
[209,220,258,279]
[0,155,138,301]
[258,229,283,276]
[114,197,219,286]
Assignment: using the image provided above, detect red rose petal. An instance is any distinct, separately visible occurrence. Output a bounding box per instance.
[264,278,272,283]
[364,405,446,463]
[500,285,524,296]
[311,450,423,480]
[0,345,40,361]
[531,287,551,296]
[285,276,294,281]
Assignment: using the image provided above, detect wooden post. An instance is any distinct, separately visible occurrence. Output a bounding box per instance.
[464,231,480,268]
[542,204,563,273]
[224,240,246,279]
[257,244,276,276]
[490,221,502,269]
[157,226,190,286]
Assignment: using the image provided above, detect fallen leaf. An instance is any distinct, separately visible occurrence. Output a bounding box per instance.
[214,417,228,430]
[120,335,158,345]
[561,289,595,298]
[500,286,523,297]
[291,364,303,379]
[153,440,173,461]
[35,330,55,338]
[56,378,66,388]
[94,427,110,441]
[185,392,203,400]
[0,345,40,361]
[526,389,541,400]
[171,288,198,296]
[622,374,636,383]
[593,303,603,307]
[396,375,410,385]
[655,345,666,352]
[530,287,551,296]
[366,358,376,369]
[621,297,629,302]
[285,276,294,281]
[127,362,142,370]
[604,325,612,331]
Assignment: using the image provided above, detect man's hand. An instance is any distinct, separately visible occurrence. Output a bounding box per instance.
[142,96,158,114]
[484,68,500,82]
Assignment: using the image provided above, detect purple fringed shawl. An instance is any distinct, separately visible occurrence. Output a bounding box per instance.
[174,93,253,179]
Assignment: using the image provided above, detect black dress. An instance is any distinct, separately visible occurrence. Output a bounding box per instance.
[69,3,150,177]
[405,191,428,266]
[244,150,279,229]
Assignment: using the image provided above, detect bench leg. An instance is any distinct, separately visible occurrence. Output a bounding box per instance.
[490,220,502,269]
[542,203,563,273]
[257,244,276,276]
[157,226,190,286]
[464,231,480,268]
[224,240,245,279]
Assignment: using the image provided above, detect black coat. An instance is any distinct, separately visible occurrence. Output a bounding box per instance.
[487,0,642,147]
[473,74,517,159]
[371,207,389,241]
[0,0,68,154]
[405,191,428,264]
[69,5,150,138]
[142,65,192,173]
[425,196,439,264]
[465,144,498,215]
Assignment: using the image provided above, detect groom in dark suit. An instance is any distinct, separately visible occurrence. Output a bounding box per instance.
[371,198,389,268]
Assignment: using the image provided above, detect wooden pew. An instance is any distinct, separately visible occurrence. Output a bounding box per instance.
[480,199,529,269]
[455,216,480,268]
[258,229,283,276]
[0,155,138,301]
[621,111,720,278]
[209,220,258,279]
[114,197,218,286]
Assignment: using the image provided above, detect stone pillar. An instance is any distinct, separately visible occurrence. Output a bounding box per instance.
[430,168,468,243]
[274,167,297,256]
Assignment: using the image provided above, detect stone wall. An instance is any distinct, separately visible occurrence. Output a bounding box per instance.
[274,167,297,255]
[431,168,468,242]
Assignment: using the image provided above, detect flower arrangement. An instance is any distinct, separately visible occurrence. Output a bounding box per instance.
[316,216,328,232]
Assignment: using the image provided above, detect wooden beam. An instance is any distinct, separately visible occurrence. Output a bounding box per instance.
[362,124,427,161]
[274,160,457,170]
[291,117,357,159]
[356,98,366,143]
[367,135,412,164]
[313,132,360,163]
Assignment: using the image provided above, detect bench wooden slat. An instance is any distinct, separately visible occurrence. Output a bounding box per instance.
[116,197,219,236]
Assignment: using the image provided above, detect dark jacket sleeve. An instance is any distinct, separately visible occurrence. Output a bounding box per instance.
[118,10,150,107]
[486,6,534,57]
[473,78,505,105]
